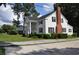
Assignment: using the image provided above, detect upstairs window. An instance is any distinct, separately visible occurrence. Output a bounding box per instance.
[62,28,66,32]
[52,17,56,22]
[39,20,43,24]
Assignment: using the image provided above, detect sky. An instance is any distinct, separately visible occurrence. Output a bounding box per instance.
[0,3,54,25]
[0,4,15,25]
[35,3,54,15]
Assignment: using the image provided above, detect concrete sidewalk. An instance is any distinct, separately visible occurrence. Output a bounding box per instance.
[9,38,79,46]
[0,38,79,46]
[5,39,79,55]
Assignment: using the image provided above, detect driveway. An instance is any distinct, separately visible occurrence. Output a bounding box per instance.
[5,40,79,55]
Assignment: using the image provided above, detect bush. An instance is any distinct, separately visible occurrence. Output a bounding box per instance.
[0,28,5,33]
[29,33,36,37]
[35,34,42,38]
[28,34,51,39]
[1,24,14,33]
[1,24,18,34]
[18,31,23,34]
[8,30,17,35]
[51,33,56,39]
[26,33,68,39]
[42,34,51,39]
[71,33,77,37]
[58,34,68,38]
[51,33,68,39]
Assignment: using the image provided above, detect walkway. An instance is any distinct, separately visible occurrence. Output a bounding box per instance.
[9,38,79,46]
[4,38,79,55]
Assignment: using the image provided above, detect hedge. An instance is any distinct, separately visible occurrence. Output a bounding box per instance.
[8,30,18,35]
[27,33,68,39]
[51,33,68,39]
[71,33,77,37]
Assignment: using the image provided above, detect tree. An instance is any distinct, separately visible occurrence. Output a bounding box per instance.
[0,3,6,7]
[12,19,20,27]
[13,3,39,36]
[1,24,15,33]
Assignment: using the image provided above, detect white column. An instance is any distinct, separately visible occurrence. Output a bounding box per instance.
[29,22,31,34]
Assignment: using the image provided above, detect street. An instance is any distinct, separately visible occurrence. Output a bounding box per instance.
[5,40,79,55]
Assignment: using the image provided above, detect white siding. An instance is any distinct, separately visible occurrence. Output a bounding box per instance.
[41,11,73,35]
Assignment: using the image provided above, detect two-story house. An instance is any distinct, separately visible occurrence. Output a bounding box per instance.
[20,6,73,35]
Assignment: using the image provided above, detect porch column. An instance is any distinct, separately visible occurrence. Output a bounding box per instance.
[29,22,31,34]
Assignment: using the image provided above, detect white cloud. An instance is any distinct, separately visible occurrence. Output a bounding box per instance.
[13,14,18,20]
[0,4,15,25]
[0,4,24,26]
[43,3,54,12]
[18,12,24,25]
[0,3,54,25]
[43,5,50,9]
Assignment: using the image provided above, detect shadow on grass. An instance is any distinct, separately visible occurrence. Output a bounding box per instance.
[20,48,79,55]
[0,41,21,55]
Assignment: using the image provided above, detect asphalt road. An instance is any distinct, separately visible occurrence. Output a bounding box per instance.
[5,40,79,55]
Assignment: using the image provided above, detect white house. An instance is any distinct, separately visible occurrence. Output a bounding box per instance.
[21,7,73,35]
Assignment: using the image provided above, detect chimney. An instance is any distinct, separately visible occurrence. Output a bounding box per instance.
[56,6,62,33]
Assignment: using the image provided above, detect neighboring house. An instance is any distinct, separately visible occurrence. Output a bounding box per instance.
[20,6,73,35]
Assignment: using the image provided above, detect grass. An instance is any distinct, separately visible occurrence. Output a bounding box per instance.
[0,33,78,42]
[0,48,5,55]
[0,33,43,42]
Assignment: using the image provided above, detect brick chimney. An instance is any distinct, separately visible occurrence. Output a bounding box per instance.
[56,6,62,33]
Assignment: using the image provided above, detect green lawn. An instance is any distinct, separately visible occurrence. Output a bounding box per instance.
[0,48,5,55]
[0,33,78,42]
[0,33,40,42]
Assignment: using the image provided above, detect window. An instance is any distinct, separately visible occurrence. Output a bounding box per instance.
[39,20,43,24]
[69,29,72,32]
[62,18,63,23]
[62,28,66,32]
[52,17,56,22]
[39,28,43,33]
[48,27,54,33]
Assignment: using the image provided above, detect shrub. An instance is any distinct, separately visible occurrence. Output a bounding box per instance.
[28,34,51,39]
[27,33,68,39]
[51,33,68,39]
[42,34,51,39]
[35,34,42,38]
[28,33,38,38]
[0,28,5,33]
[8,30,17,35]
[18,31,23,34]
[1,24,14,33]
[71,33,77,37]
[58,34,68,38]
[51,33,56,39]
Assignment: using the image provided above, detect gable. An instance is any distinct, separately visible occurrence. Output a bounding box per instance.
[44,11,68,23]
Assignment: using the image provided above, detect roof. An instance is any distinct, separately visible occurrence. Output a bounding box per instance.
[39,11,55,19]
[24,11,55,20]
